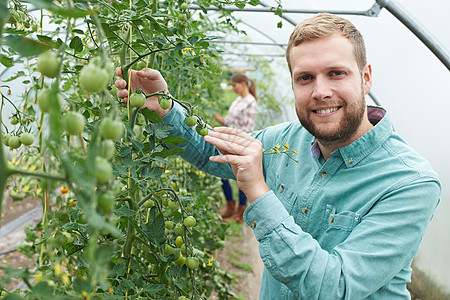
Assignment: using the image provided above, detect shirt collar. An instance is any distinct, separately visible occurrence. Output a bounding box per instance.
[310,106,392,167]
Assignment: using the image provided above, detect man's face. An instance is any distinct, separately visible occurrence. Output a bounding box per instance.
[289,34,372,144]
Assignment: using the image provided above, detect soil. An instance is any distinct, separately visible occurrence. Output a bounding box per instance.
[214,223,263,299]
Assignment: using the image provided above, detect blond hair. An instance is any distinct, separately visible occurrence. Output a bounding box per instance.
[286,13,367,73]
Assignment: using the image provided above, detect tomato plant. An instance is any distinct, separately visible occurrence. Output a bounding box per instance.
[0,0,277,298]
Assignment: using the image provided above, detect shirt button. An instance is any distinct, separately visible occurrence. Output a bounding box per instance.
[251,221,256,228]
[329,217,335,223]
[279,185,285,191]
[348,158,354,164]
[321,171,327,178]
[302,207,308,214]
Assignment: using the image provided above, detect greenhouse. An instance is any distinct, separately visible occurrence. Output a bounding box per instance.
[0,0,449,299]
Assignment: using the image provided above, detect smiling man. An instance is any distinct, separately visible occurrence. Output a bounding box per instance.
[115,13,441,299]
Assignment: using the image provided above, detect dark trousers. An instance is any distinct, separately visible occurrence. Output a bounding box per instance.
[221,179,247,206]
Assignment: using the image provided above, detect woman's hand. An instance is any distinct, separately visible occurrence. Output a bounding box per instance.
[115,67,172,117]
[204,127,269,203]
[213,113,225,125]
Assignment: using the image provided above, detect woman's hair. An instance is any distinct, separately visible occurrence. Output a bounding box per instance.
[231,73,258,101]
[286,13,367,74]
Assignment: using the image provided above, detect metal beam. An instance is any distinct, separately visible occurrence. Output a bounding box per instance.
[211,40,287,47]
[189,5,376,17]
[376,0,450,71]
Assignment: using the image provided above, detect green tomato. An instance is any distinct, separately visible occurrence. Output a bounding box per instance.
[79,64,110,92]
[97,192,115,213]
[95,156,113,185]
[174,253,185,265]
[180,3,189,10]
[8,136,21,149]
[183,216,196,227]
[2,133,12,146]
[19,132,34,146]
[179,13,187,22]
[10,116,19,125]
[168,200,179,210]
[37,89,63,113]
[196,126,209,136]
[158,97,171,110]
[180,244,191,256]
[37,51,60,78]
[175,236,184,248]
[9,190,25,200]
[99,139,115,159]
[174,223,184,236]
[184,115,197,127]
[130,93,146,108]
[63,112,85,136]
[186,257,199,270]
[164,244,176,256]
[108,86,118,96]
[144,199,155,208]
[136,60,146,70]
[100,118,123,140]
[165,220,174,230]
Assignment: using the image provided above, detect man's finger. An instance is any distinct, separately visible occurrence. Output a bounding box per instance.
[207,131,252,148]
[204,135,249,156]
[137,68,162,80]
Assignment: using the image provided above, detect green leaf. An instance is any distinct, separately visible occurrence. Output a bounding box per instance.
[118,145,132,158]
[142,166,163,179]
[144,283,165,294]
[151,147,184,159]
[145,123,174,139]
[131,138,145,153]
[0,54,14,67]
[32,281,55,297]
[145,213,165,244]
[26,0,54,9]
[69,36,83,52]
[0,0,9,33]
[163,136,188,146]
[37,35,60,48]
[141,108,163,123]
[249,0,260,5]
[112,163,128,176]
[4,34,49,56]
[3,294,24,300]
[53,7,93,18]
[114,206,136,217]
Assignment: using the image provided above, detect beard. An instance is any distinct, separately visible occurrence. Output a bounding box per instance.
[296,87,366,143]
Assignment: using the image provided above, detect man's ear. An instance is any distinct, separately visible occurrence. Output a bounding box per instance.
[363,64,372,95]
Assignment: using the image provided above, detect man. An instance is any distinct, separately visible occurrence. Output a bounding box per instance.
[116,13,440,299]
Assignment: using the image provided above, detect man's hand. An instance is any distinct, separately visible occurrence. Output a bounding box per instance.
[204,127,269,203]
[114,67,172,117]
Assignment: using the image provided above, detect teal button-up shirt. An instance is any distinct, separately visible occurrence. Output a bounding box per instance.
[163,102,441,299]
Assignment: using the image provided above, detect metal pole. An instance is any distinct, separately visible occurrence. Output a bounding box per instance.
[376,0,450,71]
[189,6,371,17]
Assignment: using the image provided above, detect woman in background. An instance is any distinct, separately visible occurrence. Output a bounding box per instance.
[213,72,258,223]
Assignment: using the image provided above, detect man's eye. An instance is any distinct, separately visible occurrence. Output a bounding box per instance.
[331,71,344,77]
[298,75,312,81]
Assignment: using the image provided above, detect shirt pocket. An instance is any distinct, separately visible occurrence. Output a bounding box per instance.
[266,173,297,214]
[319,204,361,252]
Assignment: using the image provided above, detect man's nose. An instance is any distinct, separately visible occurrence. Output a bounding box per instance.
[311,76,332,100]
